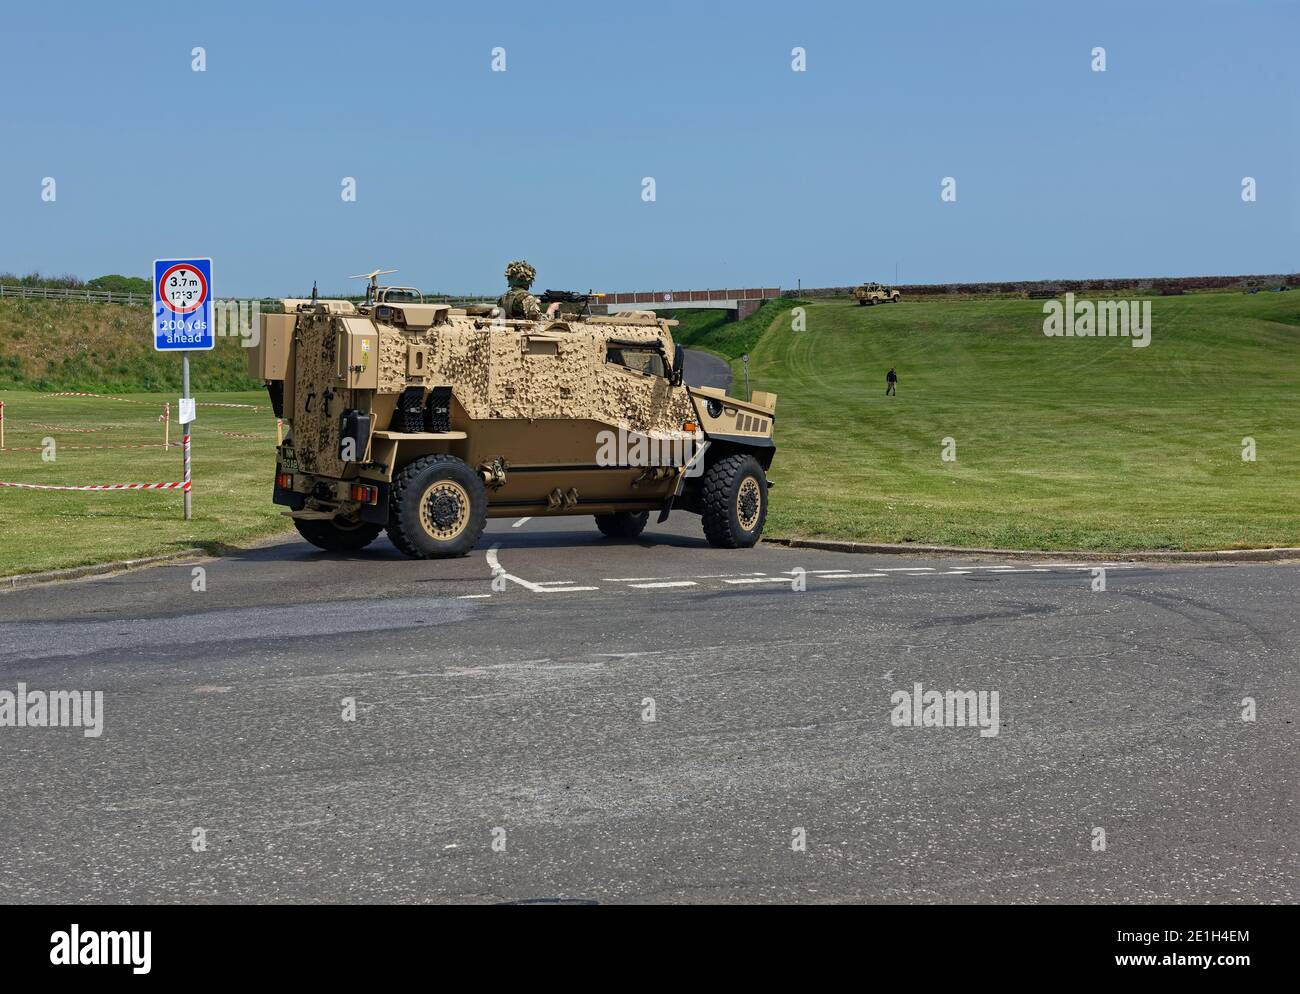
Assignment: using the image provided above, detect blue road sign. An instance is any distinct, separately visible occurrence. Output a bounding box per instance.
[153,258,214,351]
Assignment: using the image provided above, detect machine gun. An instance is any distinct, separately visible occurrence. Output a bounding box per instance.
[537,289,602,315]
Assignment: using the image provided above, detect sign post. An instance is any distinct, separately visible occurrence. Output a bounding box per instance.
[152,258,214,521]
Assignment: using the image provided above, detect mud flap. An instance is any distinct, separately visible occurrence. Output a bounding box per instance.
[657,496,674,524]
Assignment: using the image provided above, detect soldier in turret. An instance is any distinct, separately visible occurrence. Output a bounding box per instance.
[498,260,543,320]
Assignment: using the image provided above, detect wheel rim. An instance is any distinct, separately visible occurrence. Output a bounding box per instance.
[736,476,762,531]
[419,480,471,541]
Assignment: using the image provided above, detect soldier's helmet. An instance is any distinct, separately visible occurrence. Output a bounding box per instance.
[504,260,537,288]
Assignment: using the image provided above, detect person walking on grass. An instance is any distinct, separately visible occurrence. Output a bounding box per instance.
[886,366,898,396]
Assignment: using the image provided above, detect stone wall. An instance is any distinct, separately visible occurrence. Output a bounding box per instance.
[787,273,1300,299]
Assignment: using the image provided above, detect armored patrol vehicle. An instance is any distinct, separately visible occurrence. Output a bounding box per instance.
[853,282,901,305]
[249,271,778,558]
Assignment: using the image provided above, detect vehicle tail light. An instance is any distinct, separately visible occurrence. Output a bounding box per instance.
[351,484,379,505]
[276,472,293,490]
[683,420,698,433]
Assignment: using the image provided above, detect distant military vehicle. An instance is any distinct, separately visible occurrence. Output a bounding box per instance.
[853,282,901,305]
[248,269,777,558]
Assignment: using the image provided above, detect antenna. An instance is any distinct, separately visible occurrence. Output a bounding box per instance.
[349,268,398,305]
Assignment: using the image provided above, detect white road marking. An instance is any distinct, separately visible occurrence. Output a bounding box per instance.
[486,545,596,593]
[723,577,792,585]
[629,581,698,589]
[942,570,972,575]
[825,572,887,578]
[512,517,532,527]
[874,567,936,572]
[458,594,492,599]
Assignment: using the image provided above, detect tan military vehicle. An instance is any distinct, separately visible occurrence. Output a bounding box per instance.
[853,282,901,305]
[248,272,777,558]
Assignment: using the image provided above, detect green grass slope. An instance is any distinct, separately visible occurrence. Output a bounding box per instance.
[0,299,260,392]
[663,298,806,360]
[749,293,1299,551]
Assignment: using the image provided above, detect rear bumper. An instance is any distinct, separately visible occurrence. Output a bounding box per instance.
[272,467,389,524]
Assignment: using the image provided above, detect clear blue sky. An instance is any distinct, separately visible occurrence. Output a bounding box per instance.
[1,0,1295,296]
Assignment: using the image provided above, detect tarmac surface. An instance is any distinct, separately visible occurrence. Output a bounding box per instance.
[0,514,1295,904]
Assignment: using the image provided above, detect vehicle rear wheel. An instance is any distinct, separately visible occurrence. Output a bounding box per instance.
[387,454,487,559]
[293,516,383,553]
[701,453,768,549]
[595,510,649,539]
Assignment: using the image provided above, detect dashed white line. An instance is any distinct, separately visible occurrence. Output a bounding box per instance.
[629,581,698,589]
[723,577,793,585]
[458,593,492,599]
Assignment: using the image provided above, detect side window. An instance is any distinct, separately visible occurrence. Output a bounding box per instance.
[607,344,666,379]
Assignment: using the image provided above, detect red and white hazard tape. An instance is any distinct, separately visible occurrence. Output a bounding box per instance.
[44,391,143,404]
[0,443,179,452]
[44,392,262,411]
[25,421,119,433]
[0,480,190,492]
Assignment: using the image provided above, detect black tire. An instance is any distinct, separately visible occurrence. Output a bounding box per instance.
[595,510,649,539]
[701,453,768,549]
[294,516,383,553]
[386,454,488,559]
[857,299,866,306]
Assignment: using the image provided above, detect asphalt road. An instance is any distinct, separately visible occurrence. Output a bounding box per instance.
[0,514,1296,904]
[681,348,732,391]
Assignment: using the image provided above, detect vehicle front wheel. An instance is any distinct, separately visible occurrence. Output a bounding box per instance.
[387,454,488,559]
[294,516,383,553]
[701,453,768,549]
[595,510,649,539]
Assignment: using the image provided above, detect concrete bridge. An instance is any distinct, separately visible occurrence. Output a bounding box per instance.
[595,287,781,320]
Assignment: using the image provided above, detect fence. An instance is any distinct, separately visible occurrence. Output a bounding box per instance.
[0,284,501,310]
[0,283,151,306]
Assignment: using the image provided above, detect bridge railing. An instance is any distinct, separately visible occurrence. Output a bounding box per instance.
[600,288,780,305]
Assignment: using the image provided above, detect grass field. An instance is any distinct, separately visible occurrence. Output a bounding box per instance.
[0,299,261,392]
[1,291,1296,576]
[0,389,283,575]
[736,292,1300,551]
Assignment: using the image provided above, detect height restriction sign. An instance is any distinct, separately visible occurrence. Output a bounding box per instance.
[153,258,214,350]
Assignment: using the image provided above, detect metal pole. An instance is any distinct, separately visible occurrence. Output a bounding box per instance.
[181,352,192,520]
